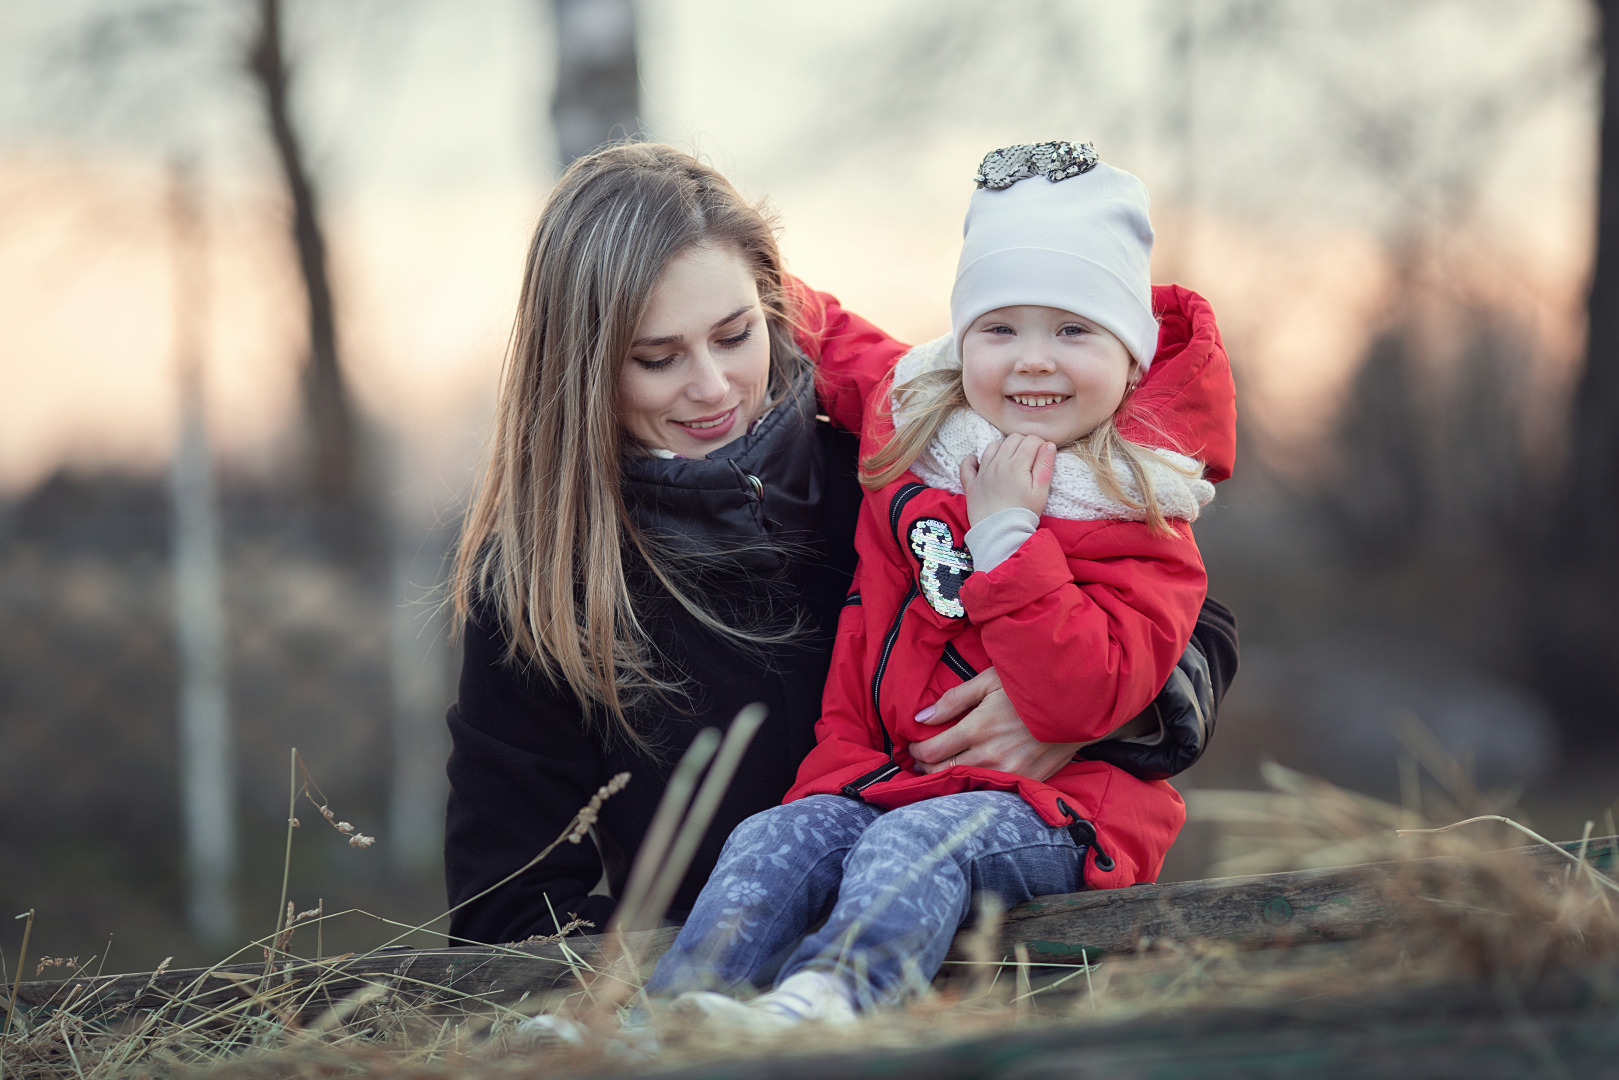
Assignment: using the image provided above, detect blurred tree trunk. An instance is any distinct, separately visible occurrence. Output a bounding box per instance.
[1530,0,1619,737]
[168,160,236,948]
[550,0,640,164]
[247,0,357,505]
[1575,0,1619,559]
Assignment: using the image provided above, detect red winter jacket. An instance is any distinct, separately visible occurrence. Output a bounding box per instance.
[788,284,1236,890]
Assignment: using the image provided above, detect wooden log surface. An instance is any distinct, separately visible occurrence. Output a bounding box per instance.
[946,833,1617,966]
[569,966,1619,1080]
[10,927,680,1026]
[14,836,1614,1025]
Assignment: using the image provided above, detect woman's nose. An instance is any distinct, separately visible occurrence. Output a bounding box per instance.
[686,349,730,401]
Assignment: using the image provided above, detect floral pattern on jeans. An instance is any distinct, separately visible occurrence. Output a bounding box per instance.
[645,791,1085,1007]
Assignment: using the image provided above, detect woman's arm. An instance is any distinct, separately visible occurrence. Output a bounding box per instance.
[910,596,1238,781]
[788,280,909,432]
[958,521,1208,746]
[444,611,615,945]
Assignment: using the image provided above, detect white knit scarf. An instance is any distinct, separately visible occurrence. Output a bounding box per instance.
[891,335,1216,523]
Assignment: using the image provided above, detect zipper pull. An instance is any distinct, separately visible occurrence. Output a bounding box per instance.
[1056,798,1116,872]
[840,759,901,800]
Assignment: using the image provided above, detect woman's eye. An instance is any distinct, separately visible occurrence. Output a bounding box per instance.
[636,355,677,371]
[717,325,754,349]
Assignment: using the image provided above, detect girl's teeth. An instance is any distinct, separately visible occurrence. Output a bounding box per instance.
[1011,395,1065,407]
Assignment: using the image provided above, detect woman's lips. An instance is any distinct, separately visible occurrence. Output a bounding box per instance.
[672,406,739,440]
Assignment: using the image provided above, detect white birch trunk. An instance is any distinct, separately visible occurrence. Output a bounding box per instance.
[168,159,236,946]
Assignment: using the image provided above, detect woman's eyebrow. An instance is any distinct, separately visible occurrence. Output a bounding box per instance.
[630,306,754,349]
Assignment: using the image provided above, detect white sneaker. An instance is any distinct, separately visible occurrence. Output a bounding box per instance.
[753,971,857,1025]
[513,1013,587,1048]
[669,990,797,1034]
[512,1012,659,1059]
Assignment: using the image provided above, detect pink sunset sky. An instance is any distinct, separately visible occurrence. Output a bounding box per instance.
[0,0,1596,509]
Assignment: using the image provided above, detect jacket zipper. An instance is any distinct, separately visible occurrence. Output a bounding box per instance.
[868,581,917,756]
[1056,798,1116,872]
[889,481,927,544]
[844,483,929,800]
[941,642,977,681]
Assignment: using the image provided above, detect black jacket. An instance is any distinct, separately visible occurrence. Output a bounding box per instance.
[443,375,1239,945]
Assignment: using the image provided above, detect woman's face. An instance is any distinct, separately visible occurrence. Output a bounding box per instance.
[618,244,771,458]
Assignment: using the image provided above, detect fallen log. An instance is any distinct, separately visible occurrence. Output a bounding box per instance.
[950,832,1617,965]
[570,965,1619,1080]
[13,835,1613,1025]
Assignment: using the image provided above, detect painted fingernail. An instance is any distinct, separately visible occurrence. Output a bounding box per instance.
[915,705,937,722]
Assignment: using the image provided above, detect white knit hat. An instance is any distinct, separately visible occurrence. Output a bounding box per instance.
[950,142,1159,371]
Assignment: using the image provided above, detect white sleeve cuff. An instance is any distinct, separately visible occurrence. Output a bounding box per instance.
[964,507,1040,573]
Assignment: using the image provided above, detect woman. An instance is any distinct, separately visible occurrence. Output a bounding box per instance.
[443,143,1237,946]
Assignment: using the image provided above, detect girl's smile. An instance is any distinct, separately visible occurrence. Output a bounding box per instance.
[960,305,1135,445]
[618,243,770,457]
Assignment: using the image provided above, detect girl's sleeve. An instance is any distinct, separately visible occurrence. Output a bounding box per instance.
[958,522,1208,745]
[784,590,895,801]
[787,277,911,433]
[444,610,616,944]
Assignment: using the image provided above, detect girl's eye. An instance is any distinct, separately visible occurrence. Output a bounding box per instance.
[984,324,1014,335]
[1059,324,1089,337]
[717,325,754,349]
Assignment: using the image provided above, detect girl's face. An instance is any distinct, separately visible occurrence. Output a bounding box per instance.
[960,305,1136,444]
[618,244,771,457]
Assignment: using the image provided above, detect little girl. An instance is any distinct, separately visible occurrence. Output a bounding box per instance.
[643,141,1235,1026]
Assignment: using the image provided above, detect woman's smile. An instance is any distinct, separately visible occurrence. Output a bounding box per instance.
[673,405,740,438]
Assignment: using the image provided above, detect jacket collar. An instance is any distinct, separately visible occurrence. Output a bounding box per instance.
[619,368,825,569]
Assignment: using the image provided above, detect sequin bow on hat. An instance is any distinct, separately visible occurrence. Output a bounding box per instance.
[973,141,1099,190]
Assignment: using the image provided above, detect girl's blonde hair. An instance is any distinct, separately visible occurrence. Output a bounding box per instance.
[450,143,807,753]
[860,361,1196,537]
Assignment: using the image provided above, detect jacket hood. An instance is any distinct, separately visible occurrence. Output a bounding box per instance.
[1119,284,1237,483]
[619,368,826,572]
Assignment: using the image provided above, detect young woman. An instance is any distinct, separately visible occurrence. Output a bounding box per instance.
[442,143,1238,946]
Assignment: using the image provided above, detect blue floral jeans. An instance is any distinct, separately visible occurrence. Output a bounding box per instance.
[644,791,1086,1008]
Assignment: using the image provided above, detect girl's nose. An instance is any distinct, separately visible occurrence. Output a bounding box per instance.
[1015,347,1057,374]
[686,348,730,402]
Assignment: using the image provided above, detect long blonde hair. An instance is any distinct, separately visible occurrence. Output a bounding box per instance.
[860,360,1197,537]
[450,143,806,752]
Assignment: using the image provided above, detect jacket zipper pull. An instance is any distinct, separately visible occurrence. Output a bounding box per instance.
[840,759,901,800]
[1056,798,1116,872]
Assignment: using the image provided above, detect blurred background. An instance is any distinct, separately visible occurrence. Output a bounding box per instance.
[3,0,1618,974]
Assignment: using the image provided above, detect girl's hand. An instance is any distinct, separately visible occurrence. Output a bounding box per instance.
[960,433,1057,526]
[909,668,1082,782]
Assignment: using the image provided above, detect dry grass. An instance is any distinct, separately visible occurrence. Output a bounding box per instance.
[4,723,1619,1080]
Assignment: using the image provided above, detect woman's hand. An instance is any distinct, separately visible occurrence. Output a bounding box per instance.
[909,667,1082,782]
